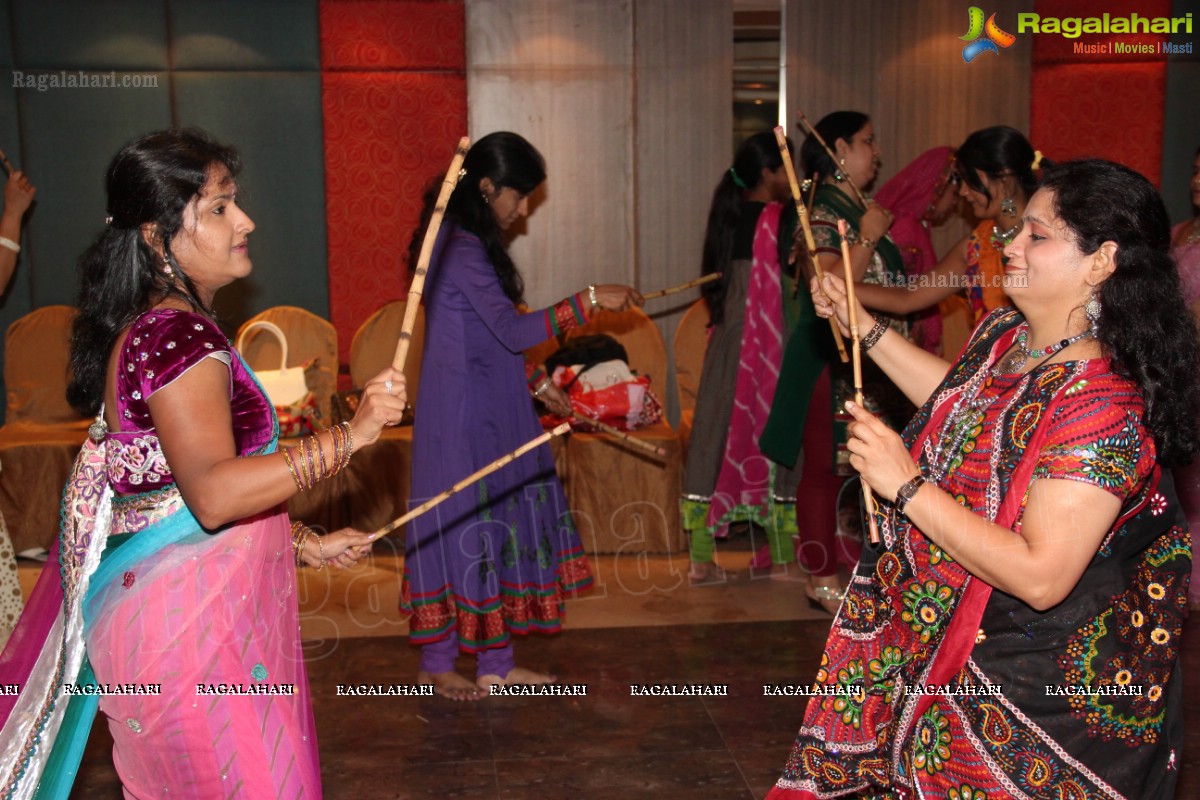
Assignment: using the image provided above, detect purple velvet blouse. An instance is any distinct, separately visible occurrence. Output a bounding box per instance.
[105,309,275,498]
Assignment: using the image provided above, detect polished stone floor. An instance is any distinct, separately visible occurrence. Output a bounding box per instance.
[24,546,1196,799]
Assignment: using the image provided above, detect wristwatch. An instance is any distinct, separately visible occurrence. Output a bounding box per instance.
[894,474,927,515]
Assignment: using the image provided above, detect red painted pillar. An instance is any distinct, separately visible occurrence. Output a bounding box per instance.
[319,0,468,364]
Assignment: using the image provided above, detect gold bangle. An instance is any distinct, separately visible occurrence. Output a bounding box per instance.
[316,433,329,481]
[282,447,304,491]
[314,535,325,571]
[858,236,877,250]
[341,421,354,463]
[588,284,598,308]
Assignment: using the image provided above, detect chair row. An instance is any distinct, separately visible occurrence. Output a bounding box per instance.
[0,300,715,556]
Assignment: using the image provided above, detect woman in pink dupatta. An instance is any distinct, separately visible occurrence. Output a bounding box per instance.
[681,131,800,583]
[0,129,406,798]
[770,160,1195,798]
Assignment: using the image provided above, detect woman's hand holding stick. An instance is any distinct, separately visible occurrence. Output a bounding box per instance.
[838,219,881,545]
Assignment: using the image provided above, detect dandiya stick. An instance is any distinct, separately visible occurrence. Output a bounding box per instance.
[375,422,572,535]
[393,136,470,372]
[569,412,666,458]
[797,111,868,208]
[642,272,721,300]
[806,172,818,211]
[773,127,848,363]
[0,147,13,177]
[838,219,881,545]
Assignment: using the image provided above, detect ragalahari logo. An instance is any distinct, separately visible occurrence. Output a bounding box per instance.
[961,7,1017,62]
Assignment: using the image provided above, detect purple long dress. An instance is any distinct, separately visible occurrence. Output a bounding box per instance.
[401,223,592,654]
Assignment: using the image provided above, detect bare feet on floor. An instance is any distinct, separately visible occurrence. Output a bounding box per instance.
[688,561,736,586]
[476,667,558,694]
[418,670,485,702]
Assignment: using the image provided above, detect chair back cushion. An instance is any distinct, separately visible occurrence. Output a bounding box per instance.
[672,299,710,414]
[349,300,424,405]
[5,305,86,425]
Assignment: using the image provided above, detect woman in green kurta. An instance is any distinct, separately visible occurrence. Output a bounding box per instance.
[762,111,908,611]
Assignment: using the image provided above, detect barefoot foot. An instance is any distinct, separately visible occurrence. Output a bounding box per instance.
[688,562,735,586]
[418,670,485,702]
[477,666,558,693]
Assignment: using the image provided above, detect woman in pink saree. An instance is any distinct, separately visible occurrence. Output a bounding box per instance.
[0,129,406,798]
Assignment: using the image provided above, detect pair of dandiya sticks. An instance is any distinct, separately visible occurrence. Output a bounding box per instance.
[376,137,719,537]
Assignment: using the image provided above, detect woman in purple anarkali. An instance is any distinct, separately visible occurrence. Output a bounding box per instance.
[400,132,642,700]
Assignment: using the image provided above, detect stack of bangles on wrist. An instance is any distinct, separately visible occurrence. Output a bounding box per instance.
[533,379,552,398]
[290,520,325,570]
[281,421,354,491]
[860,318,889,352]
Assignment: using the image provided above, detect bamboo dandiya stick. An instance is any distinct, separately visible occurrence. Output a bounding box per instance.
[569,412,666,458]
[641,272,722,300]
[375,422,572,535]
[773,126,849,363]
[392,136,471,372]
[797,112,868,208]
[806,172,818,211]
[0,147,13,177]
[838,219,881,545]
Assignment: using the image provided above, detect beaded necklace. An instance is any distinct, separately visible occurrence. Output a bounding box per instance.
[992,327,1094,374]
[925,325,1091,484]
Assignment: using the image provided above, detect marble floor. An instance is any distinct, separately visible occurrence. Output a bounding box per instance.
[15,543,1198,799]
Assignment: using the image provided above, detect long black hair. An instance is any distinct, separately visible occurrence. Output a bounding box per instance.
[1041,159,1199,467]
[701,130,787,324]
[955,125,1040,205]
[407,132,545,304]
[67,128,241,416]
[799,110,869,185]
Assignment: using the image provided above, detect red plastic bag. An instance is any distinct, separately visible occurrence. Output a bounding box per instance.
[544,360,663,431]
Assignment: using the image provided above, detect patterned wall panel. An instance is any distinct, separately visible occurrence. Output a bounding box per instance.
[1030,0,1172,186]
[320,0,464,70]
[320,6,467,359]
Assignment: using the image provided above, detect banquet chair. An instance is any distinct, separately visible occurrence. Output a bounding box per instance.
[236,305,339,425]
[0,306,91,555]
[560,307,683,553]
[672,298,710,456]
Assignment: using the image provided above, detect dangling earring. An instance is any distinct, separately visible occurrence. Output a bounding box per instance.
[481,191,490,205]
[162,254,174,277]
[1000,196,1016,218]
[1085,292,1102,333]
[834,158,847,183]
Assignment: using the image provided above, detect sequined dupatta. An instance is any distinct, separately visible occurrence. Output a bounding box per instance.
[0,437,113,799]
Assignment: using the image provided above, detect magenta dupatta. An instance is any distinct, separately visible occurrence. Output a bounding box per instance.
[707,202,786,528]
